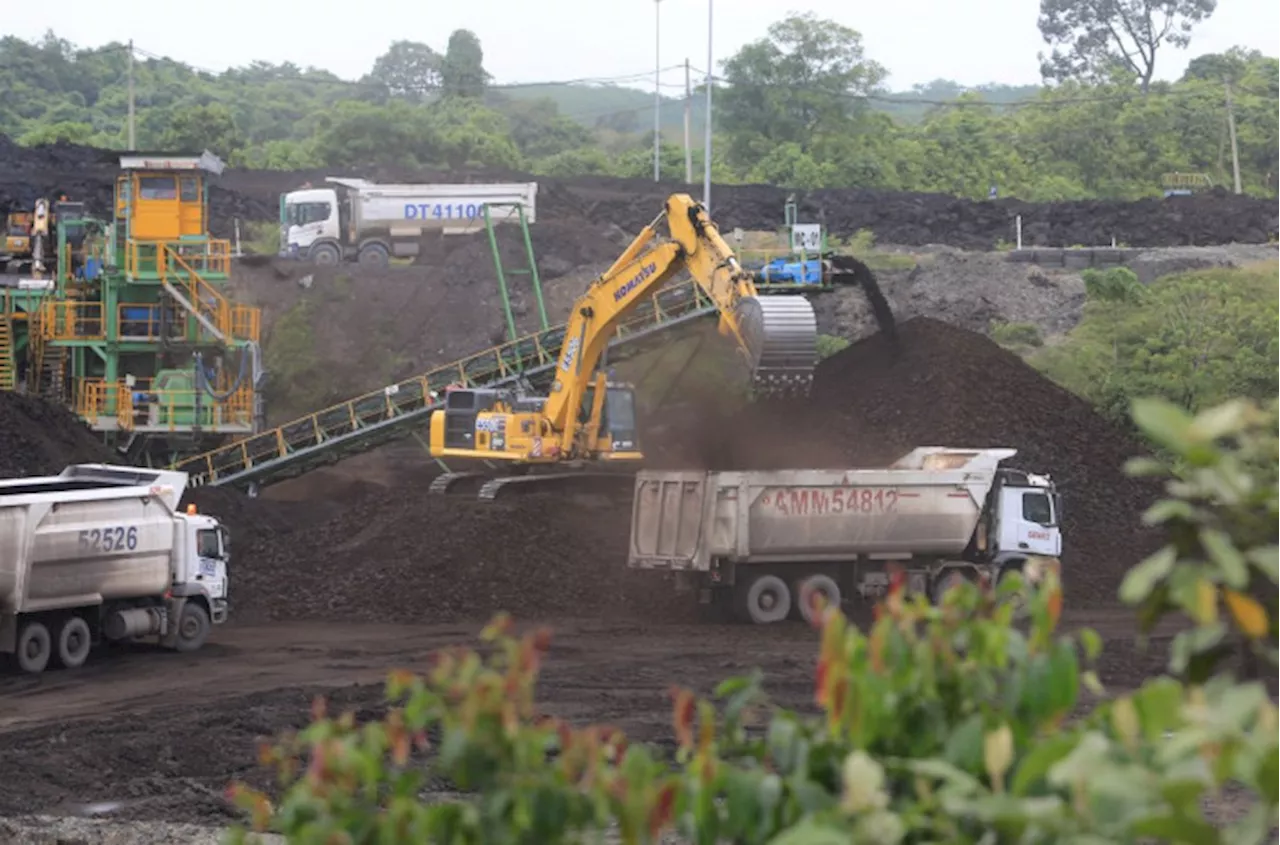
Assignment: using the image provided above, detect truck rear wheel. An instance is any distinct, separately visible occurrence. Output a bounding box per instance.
[796,574,841,625]
[309,242,341,265]
[55,616,92,669]
[358,243,390,267]
[16,620,52,674]
[736,574,791,625]
[173,603,211,653]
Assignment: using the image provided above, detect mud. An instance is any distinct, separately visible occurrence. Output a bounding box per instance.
[2,136,1276,249]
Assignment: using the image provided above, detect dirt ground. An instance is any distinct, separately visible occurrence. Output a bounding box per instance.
[0,609,1176,827]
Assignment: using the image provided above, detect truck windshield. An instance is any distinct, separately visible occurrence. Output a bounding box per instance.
[287,202,331,226]
[1022,491,1054,526]
[197,529,221,558]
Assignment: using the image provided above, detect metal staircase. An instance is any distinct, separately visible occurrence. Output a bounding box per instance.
[0,316,14,392]
[26,308,68,403]
[484,203,548,341]
[174,280,720,490]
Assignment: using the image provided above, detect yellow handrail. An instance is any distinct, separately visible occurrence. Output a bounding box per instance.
[40,300,105,341]
[76,377,253,432]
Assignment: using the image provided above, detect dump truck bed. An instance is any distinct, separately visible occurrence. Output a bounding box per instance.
[628,448,1015,571]
[0,465,189,615]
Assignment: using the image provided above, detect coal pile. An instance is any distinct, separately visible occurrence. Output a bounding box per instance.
[653,318,1161,603]
[3,136,1275,249]
[206,484,684,626]
[0,393,113,477]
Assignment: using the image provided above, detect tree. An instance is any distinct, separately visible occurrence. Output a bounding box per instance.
[440,29,488,99]
[490,96,592,159]
[157,102,244,157]
[1037,0,1218,92]
[367,40,441,100]
[715,13,886,169]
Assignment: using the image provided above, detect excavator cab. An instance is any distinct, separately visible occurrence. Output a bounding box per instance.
[580,381,640,458]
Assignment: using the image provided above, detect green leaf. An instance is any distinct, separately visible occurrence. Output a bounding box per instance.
[1119,546,1177,604]
[1255,744,1278,802]
[1245,545,1279,584]
[906,759,984,793]
[767,718,799,772]
[1141,498,1195,525]
[1199,529,1249,588]
[1129,814,1220,845]
[1131,397,1195,452]
[757,773,783,815]
[1189,399,1250,442]
[767,820,854,845]
[1078,628,1103,661]
[1134,678,1184,741]
[1047,732,1109,787]
[1011,734,1078,796]
[943,714,985,771]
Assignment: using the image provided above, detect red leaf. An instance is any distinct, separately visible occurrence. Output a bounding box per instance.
[814,658,830,706]
[671,688,696,748]
[1046,584,1063,628]
[648,783,677,837]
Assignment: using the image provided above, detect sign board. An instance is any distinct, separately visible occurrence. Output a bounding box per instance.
[790,223,822,253]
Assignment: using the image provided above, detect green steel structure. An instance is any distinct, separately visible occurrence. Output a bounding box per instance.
[0,152,263,465]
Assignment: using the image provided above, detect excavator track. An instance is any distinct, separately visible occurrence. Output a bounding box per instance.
[736,294,818,398]
[429,469,635,501]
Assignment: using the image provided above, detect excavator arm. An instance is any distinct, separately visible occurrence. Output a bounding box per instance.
[547,195,814,436]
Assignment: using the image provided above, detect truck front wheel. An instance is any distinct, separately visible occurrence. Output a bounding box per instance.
[736,574,791,624]
[16,620,52,674]
[173,602,211,653]
[55,616,92,669]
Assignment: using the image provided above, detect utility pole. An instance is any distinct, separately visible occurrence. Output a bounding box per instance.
[653,0,662,183]
[702,0,713,211]
[127,39,136,150]
[683,59,693,183]
[1224,79,1242,194]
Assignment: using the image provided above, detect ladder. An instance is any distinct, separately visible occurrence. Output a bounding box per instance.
[483,203,548,342]
[38,345,67,404]
[0,316,14,392]
[26,310,67,403]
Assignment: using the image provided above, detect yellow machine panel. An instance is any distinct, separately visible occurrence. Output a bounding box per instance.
[123,173,206,241]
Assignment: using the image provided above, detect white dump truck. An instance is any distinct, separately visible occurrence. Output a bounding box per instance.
[0,464,230,673]
[628,448,1063,624]
[279,177,539,266]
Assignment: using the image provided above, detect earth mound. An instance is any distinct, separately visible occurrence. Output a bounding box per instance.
[191,485,683,626]
[0,392,113,477]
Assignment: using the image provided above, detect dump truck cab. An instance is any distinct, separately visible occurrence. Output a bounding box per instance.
[988,466,1062,562]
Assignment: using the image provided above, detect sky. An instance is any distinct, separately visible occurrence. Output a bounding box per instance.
[9,0,1279,92]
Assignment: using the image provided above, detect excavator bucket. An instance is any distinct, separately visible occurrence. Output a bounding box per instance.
[736,295,818,398]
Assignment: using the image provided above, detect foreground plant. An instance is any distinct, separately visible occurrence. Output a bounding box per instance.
[1120,397,1278,681]
[227,398,1280,845]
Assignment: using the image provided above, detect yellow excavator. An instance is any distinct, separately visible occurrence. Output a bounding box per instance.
[426,193,820,499]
